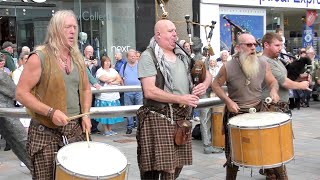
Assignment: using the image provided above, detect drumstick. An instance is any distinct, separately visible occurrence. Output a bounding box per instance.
[85,129,90,148]
[67,112,93,121]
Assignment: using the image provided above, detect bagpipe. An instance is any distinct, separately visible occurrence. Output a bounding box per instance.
[279,53,312,81]
[156,0,216,85]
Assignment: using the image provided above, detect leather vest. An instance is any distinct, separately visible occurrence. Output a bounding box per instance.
[27,47,86,128]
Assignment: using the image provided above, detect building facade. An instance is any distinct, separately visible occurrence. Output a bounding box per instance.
[199,0,320,56]
[0,0,155,62]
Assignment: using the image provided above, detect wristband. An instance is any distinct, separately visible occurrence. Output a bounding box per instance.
[47,107,53,118]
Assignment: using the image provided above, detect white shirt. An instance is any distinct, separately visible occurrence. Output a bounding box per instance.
[95,67,120,101]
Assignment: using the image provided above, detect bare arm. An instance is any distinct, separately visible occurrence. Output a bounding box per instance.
[16,54,48,116]
[211,65,239,113]
[99,74,116,83]
[282,77,310,90]
[264,63,280,103]
[141,76,199,107]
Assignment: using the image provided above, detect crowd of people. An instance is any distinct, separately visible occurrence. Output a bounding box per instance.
[1,9,320,180]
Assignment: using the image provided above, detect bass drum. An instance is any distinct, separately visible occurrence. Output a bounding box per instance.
[228,112,294,168]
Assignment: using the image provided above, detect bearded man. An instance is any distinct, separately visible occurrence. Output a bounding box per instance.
[259,32,310,180]
[211,33,280,180]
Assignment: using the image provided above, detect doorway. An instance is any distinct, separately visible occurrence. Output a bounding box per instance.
[0,16,16,46]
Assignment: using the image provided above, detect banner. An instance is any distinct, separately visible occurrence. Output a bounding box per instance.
[302,10,317,48]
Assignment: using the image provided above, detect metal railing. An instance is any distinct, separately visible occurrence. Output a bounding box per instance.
[0,86,226,118]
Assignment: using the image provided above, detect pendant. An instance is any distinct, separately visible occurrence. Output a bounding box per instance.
[245,79,250,86]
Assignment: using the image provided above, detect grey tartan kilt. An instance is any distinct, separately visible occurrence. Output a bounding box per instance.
[136,105,193,172]
[27,119,86,180]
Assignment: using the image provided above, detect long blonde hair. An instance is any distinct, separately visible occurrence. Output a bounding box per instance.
[36,10,83,66]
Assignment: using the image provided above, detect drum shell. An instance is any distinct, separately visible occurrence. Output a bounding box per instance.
[211,105,225,148]
[229,119,294,168]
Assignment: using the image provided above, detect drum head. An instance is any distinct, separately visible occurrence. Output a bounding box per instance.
[228,112,290,128]
[56,142,127,177]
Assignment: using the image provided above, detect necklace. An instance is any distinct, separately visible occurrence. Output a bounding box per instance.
[60,55,71,75]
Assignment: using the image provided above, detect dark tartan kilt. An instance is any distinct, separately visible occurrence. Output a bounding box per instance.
[27,119,86,180]
[224,102,289,167]
[136,105,192,172]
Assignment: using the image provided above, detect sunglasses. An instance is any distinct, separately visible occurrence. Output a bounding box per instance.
[239,43,258,48]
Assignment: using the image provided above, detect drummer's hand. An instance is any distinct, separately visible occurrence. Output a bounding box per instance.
[226,100,240,113]
[269,90,280,103]
[81,116,92,133]
[52,110,69,126]
[192,83,207,97]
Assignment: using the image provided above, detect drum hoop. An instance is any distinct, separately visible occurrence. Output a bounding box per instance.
[56,142,128,179]
[231,155,295,169]
[228,119,291,130]
[56,163,129,179]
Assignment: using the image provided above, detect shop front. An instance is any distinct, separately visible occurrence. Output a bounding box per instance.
[0,0,155,62]
[200,0,320,56]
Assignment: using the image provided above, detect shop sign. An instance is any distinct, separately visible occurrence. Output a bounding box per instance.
[21,0,46,2]
[111,45,131,52]
[302,24,314,48]
[202,0,320,9]
[78,11,105,21]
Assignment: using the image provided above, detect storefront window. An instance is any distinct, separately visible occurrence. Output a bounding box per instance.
[1,0,136,63]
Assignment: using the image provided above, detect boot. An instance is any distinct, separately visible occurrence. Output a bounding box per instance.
[265,169,276,180]
[274,166,288,180]
[140,171,160,180]
[226,165,239,180]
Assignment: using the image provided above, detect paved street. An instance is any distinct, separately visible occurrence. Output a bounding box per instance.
[1,102,320,180]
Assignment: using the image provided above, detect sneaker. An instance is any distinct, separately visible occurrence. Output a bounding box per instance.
[126,128,133,134]
[20,162,26,167]
[203,146,223,154]
[193,116,200,121]
[110,131,117,135]
[104,131,112,136]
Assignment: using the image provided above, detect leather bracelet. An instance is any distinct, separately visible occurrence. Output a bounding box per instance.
[83,114,90,118]
[50,109,56,120]
[47,107,53,118]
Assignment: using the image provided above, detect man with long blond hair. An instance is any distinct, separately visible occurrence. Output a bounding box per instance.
[16,10,92,179]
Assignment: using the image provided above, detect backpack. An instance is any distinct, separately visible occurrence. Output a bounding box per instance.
[192,124,202,140]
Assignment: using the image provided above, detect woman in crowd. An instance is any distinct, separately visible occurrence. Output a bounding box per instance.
[95,56,124,136]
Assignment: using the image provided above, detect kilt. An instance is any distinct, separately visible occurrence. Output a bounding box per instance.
[27,119,86,180]
[136,105,192,172]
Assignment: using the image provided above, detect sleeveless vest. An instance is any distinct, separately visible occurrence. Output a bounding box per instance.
[27,46,86,128]
[225,56,266,108]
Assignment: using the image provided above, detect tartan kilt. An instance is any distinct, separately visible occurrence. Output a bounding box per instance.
[27,119,86,180]
[136,105,192,172]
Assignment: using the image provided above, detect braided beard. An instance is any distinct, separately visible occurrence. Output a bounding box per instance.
[239,51,259,79]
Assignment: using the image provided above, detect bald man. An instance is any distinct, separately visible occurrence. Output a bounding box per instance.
[136,19,212,180]
[211,33,280,180]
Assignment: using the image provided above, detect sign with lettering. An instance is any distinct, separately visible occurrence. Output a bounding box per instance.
[302,24,313,48]
[202,0,320,9]
[21,0,47,2]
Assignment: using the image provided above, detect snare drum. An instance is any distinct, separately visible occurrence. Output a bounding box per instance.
[55,142,128,180]
[228,112,294,168]
[211,105,225,148]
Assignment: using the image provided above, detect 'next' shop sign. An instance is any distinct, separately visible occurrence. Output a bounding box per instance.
[202,0,320,9]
